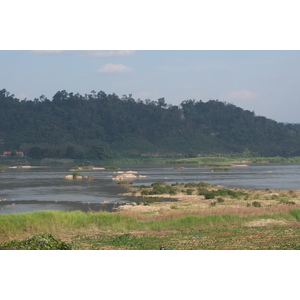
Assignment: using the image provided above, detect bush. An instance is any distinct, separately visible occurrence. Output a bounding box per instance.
[186,189,194,195]
[151,181,165,188]
[145,185,178,195]
[140,185,149,189]
[217,197,225,203]
[252,201,262,207]
[0,233,73,250]
[279,199,296,205]
[198,188,246,200]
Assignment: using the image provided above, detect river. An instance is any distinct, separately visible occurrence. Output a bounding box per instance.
[0,164,299,214]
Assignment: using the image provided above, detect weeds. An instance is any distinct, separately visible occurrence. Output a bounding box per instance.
[279,199,296,205]
[290,209,300,221]
[210,167,230,172]
[198,188,247,199]
[186,189,194,195]
[141,184,177,196]
[0,233,73,250]
[217,197,225,203]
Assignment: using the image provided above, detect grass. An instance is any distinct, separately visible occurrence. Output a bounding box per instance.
[75,226,300,250]
[0,233,73,250]
[1,209,300,249]
[168,155,300,165]
[210,167,230,172]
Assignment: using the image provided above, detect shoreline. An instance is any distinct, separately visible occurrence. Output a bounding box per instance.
[117,183,300,218]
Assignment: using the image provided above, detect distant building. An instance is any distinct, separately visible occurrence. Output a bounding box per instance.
[15,151,24,157]
[1,151,11,157]
[0,151,24,157]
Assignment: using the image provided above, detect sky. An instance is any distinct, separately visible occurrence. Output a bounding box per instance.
[1,50,299,123]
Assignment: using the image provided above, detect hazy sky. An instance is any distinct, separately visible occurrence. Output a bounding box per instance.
[1,50,299,123]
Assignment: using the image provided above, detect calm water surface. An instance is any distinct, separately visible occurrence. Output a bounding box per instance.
[1,164,300,214]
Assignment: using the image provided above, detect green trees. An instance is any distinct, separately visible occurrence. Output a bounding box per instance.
[1,88,300,159]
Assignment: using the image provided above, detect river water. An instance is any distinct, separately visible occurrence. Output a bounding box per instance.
[0,164,300,214]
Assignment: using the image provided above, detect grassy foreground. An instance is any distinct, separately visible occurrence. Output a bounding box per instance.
[1,208,300,250]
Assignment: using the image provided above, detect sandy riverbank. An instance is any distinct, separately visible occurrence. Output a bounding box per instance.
[117,184,300,220]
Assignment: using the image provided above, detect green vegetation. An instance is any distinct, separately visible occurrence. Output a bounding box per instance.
[0,233,73,250]
[71,172,83,178]
[0,209,300,249]
[169,156,300,165]
[252,201,262,207]
[198,188,247,199]
[105,166,120,170]
[75,227,300,250]
[2,88,300,159]
[210,167,230,172]
[141,183,178,196]
[0,165,9,169]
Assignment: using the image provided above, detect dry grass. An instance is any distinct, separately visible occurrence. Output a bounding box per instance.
[117,184,300,221]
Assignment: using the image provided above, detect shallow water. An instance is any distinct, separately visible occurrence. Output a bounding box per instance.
[0,164,300,214]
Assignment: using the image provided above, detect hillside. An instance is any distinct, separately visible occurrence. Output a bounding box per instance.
[1,88,300,159]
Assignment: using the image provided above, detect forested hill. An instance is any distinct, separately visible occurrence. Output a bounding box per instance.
[1,88,300,159]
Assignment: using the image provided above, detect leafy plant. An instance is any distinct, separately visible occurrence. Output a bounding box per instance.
[186,189,194,195]
[0,233,73,250]
[252,201,262,207]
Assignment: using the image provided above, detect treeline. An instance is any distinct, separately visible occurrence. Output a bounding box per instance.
[1,88,300,159]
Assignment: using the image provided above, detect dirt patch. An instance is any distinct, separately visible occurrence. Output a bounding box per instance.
[118,184,300,221]
[245,219,290,227]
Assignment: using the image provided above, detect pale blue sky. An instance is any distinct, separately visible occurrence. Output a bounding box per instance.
[1,50,299,123]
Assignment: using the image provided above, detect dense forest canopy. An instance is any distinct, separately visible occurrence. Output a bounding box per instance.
[1,88,300,159]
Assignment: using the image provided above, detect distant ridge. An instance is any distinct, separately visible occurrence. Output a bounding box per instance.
[1,88,300,159]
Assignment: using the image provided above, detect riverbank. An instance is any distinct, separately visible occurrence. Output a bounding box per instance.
[1,208,299,250]
[1,183,300,249]
[117,181,300,218]
[2,155,300,168]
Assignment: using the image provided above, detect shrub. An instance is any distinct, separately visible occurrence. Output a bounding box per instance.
[140,185,149,189]
[204,192,216,199]
[169,188,177,195]
[0,233,73,250]
[151,181,165,188]
[279,199,296,205]
[186,189,194,195]
[217,197,225,203]
[252,201,262,207]
[147,185,177,195]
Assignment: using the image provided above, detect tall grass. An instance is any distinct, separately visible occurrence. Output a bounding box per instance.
[290,208,300,221]
[1,209,299,240]
[0,211,143,238]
